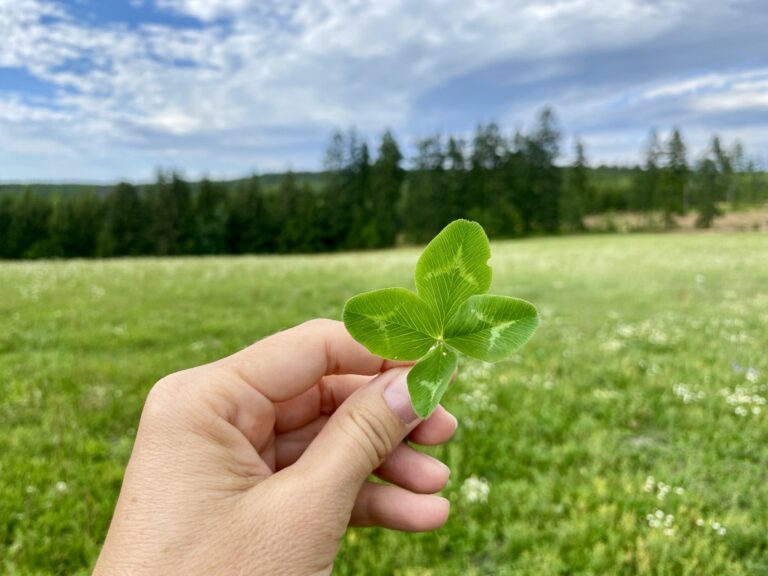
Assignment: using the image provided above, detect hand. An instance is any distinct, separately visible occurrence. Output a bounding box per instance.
[94,319,456,575]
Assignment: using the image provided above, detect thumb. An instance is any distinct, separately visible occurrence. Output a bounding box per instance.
[297,367,421,499]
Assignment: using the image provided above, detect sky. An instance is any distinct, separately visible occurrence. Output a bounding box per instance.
[1,0,767,182]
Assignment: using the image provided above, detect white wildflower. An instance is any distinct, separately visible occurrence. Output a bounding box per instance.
[673,383,705,404]
[646,510,676,536]
[643,476,655,493]
[460,476,490,504]
[601,339,623,352]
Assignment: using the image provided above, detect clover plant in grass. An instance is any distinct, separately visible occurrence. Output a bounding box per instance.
[343,219,540,418]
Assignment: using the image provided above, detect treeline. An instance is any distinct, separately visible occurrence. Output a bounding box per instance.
[0,108,766,259]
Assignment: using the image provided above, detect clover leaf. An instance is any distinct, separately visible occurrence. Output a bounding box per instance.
[343,219,539,418]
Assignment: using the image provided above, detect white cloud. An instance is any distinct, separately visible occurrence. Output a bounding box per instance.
[0,0,766,179]
[155,0,259,21]
[694,77,768,111]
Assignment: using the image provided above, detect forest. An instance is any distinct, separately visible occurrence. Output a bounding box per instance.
[0,108,766,259]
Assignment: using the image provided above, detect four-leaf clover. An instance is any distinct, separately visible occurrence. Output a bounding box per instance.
[343,219,540,418]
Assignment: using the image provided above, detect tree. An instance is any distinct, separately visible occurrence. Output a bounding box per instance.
[195,178,228,254]
[631,129,662,216]
[561,139,591,231]
[348,141,373,248]
[274,171,320,253]
[711,136,734,205]
[468,123,510,236]
[403,135,445,243]
[48,192,103,257]
[318,129,368,250]
[227,175,271,254]
[99,183,147,256]
[660,129,688,227]
[691,157,721,228]
[0,195,15,258]
[743,159,765,204]
[519,107,562,233]
[444,136,469,221]
[369,130,405,247]
[149,171,193,255]
[4,189,51,258]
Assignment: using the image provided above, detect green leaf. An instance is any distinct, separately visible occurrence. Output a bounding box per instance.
[407,343,458,418]
[343,288,440,361]
[415,219,492,325]
[444,294,539,362]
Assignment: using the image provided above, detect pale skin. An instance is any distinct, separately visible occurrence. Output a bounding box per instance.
[94,319,457,575]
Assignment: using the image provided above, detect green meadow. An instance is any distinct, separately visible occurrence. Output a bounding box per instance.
[2,234,767,575]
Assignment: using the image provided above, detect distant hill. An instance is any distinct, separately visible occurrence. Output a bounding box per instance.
[0,171,330,197]
[0,182,114,198]
[1,167,763,206]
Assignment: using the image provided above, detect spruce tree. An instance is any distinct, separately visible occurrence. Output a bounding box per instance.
[227,175,270,254]
[195,178,228,254]
[404,135,445,243]
[444,137,468,221]
[145,171,194,255]
[100,183,147,256]
[631,129,662,217]
[370,131,404,247]
[275,171,318,253]
[5,189,51,258]
[49,192,102,257]
[692,157,721,228]
[661,129,688,227]
[519,108,562,233]
[468,123,508,235]
[561,139,590,231]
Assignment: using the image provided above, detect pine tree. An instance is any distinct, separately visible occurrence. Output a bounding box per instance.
[195,178,228,254]
[48,192,103,257]
[0,195,12,258]
[561,139,591,231]
[631,129,662,217]
[519,107,562,233]
[100,183,147,256]
[274,171,319,253]
[661,129,688,227]
[227,175,271,254]
[149,171,193,255]
[692,157,721,228]
[444,136,468,221]
[468,123,509,236]
[403,135,445,243]
[370,130,404,247]
[729,141,745,206]
[319,129,363,250]
[349,141,373,248]
[710,136,733,204]
[5,189,51,258]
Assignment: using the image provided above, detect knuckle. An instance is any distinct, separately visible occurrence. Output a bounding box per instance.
[341,403,396,469]
[300,317,339,332]
[142,370,196,422]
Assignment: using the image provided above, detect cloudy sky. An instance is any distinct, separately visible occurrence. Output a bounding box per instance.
[1,0,767,182]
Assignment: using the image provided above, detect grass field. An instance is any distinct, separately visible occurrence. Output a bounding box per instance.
[2,234,768,575]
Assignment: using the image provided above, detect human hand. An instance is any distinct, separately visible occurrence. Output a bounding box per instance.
[94,319,456,575]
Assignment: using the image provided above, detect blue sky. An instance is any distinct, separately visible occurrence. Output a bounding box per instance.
[1,0,767,182]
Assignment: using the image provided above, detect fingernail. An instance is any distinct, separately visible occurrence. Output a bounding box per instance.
[447,412,458,432]
[383,370,419,424]
[430,456,451,478]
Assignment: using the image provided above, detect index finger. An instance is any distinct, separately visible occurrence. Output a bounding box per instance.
[219,318,404,402]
